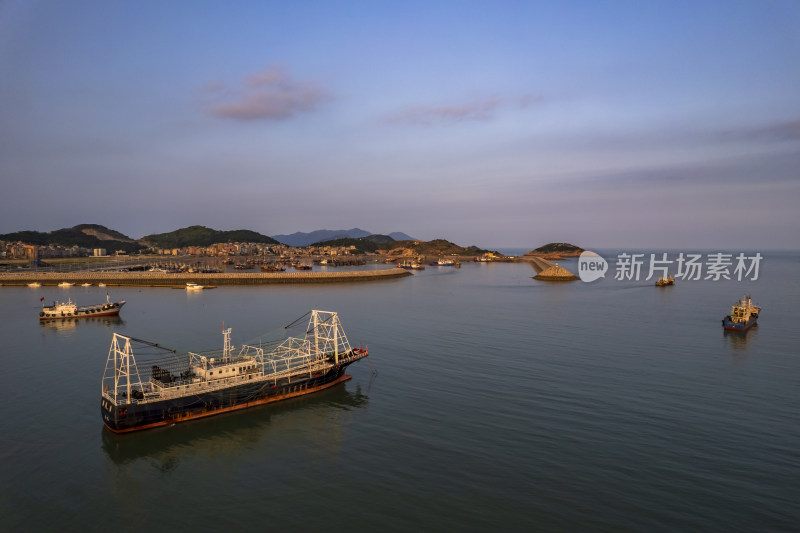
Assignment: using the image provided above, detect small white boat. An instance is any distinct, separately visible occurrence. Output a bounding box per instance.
[81,283,92,287]
[186,282,204,291]
[58,282,73,288]
[98,283,106,287]
[28,282,41,287]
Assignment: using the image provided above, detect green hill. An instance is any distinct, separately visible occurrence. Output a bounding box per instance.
[140,225,279,248]
[310,235,395,254]
[526,242,584,255]
[0,225,145,253]
[389,238,491,256]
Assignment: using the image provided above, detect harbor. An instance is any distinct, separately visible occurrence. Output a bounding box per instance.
[0,254,795,532]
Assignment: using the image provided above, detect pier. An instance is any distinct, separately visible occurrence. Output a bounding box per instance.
[528,256,579,281]
[0,267,412,287]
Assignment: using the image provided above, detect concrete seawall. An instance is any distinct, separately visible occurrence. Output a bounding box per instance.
[0,268,412,287]
[527,256,579,281]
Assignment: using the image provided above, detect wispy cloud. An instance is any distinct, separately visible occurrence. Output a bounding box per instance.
[516,93,544,109]
[755,119,800,140]
[384,92,544,125]
[383,96,503,125]
[204,66,330,121]
[720,119,800,142]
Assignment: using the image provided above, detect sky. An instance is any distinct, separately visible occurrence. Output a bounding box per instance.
[1,0,799,250]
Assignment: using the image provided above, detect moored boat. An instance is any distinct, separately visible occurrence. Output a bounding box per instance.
[58,282,73,287]
[40,293,125,321]
[431,257,458,266]
[100,310,368,433]
[186,282,204,291]
[399,258,425,270]
[722,295,760,331]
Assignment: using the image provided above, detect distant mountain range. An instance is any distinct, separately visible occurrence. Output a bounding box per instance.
[272,228,415,247]
[0,224,416,252]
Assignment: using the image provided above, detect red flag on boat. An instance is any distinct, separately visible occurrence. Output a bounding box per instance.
[40,297,44,301]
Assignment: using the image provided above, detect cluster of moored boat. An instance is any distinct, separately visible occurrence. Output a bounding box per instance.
[395,257,462,270]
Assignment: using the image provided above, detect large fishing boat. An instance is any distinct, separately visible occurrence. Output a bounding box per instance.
[40,293,125,321]
[722,295,760,331]
[100,310,368,433]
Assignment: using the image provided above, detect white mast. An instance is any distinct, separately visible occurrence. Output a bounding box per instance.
[223,326,233,363]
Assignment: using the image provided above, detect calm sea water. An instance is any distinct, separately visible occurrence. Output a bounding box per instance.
[1,253,798,532]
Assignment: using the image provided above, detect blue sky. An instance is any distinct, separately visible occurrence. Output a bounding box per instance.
[1,1,798,249]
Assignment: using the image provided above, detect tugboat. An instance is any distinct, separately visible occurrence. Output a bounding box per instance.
[100,310,368,433]
[655,274,675,286]
[40,293,125,321]
[722,295,760,331]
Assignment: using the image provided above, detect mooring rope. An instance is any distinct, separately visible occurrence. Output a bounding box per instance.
[284,311,311,329]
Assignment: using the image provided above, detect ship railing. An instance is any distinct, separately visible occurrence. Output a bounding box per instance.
[187,350,260,367]
[131,359,335,401]
[260,348,323,380]
[102,355,340,405]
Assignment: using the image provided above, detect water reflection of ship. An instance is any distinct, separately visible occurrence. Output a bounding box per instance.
[101,382,369,467]
[40,315,123,330]
[724,328,758,351]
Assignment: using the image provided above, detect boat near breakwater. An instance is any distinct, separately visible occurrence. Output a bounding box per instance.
[100,310,368,433]
[40,293,125,321]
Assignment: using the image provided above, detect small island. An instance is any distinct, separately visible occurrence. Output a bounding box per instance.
[524,242,585,260]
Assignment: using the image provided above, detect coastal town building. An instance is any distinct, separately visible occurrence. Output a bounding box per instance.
[1,239,365,262]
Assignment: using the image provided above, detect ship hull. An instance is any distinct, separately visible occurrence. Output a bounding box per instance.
[722,316,757,331]
[101,364,352,433]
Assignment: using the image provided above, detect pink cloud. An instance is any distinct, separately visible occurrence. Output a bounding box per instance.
[205,66,330,120]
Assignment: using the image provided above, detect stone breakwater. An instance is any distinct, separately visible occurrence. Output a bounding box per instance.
[527,256,579,282]
[0,268,412,287]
